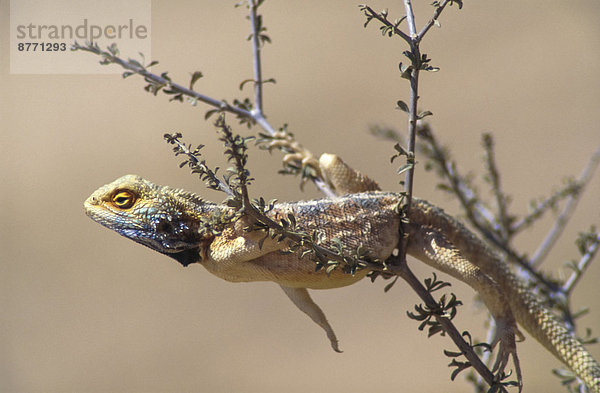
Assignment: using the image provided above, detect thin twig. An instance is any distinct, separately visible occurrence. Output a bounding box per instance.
[244,3,334,197]
[482,133,511,240]
[72,42,252,119]
[401,0,455,210]
[361,6,411,42]
[530,145,600,267]
[563,233,600,293]
[402,0,419,210]
[417,0,452,41]
[252,113,278,137]
[403,0,417,37]
[248,0,264,113]
[418,125,498,233]
[167,135,236,197]
[511,181,581,234]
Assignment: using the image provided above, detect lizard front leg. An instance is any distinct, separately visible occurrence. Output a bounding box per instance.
[280,286,341,352]
[202,215,348,352]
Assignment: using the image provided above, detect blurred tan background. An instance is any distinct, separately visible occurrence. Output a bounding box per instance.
[2,1,600,392]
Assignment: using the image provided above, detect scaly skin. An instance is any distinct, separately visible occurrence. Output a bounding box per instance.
[85,159,600,391]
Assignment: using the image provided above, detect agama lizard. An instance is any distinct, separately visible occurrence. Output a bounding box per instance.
[85,153,600,391]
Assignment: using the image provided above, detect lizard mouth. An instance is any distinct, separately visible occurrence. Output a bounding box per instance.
[164,248,201,267]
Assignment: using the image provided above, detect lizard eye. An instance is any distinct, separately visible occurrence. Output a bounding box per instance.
[110,190,137,209]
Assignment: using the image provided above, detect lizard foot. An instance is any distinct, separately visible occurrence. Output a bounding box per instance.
[263,132,319,169]
[263,131,324,182]
[489,318,525,391]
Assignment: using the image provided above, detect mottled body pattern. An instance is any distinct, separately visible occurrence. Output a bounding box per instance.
[202,192,401,288]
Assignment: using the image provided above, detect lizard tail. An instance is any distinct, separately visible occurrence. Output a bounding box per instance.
[410,199,600,391]
[503,271,600,392]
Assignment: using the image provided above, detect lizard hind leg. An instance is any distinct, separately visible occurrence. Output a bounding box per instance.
[280,286,342,353]
[318,153,381,195]
[406,226,524,387]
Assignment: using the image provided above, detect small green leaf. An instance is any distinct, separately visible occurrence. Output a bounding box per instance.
[423,65,440,72]
[403,50,416,63]
[239,79,255,91]
[384,276,399,292]
[189,71,203,90]
[443,349,464,358]
[417,110,433,120]
[205,109,219,120]
[396,100,409,113]
[107,43,119,56]
[396,163,414,175]
[393,143,409,156]
[128,58,143,69]
[398,62,413,79]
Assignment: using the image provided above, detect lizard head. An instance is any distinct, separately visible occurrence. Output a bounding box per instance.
[84,175,215,266]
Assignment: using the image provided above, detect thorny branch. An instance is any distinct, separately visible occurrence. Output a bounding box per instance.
[357,10,499,383]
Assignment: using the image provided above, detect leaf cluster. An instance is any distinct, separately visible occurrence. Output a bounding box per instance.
[164,131,232,196]
[407,273,461,336]
[445,331,492,382]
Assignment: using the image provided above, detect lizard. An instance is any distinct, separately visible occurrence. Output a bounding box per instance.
[84,152,600,391]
